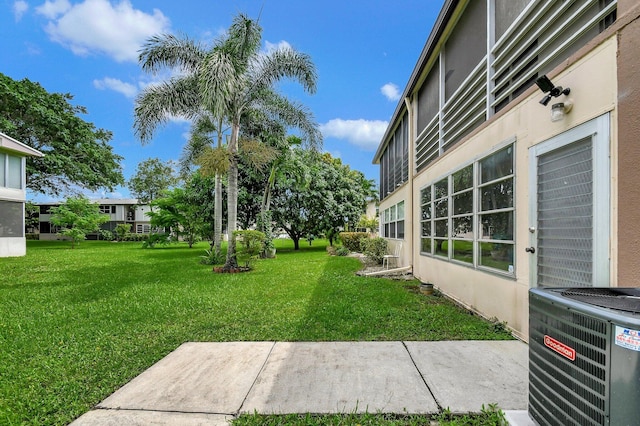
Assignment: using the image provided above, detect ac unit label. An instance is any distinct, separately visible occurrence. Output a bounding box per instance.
[614,326,640,352]
[544,335,576,361]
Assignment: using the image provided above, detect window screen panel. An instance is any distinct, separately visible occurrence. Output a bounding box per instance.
[537,137,593,287]
[495,0,531,42]
[0,201,24,237]
[444,0,487,100]
[417,60,440,134]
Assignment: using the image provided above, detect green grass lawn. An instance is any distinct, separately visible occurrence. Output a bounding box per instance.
[0,239,511,425]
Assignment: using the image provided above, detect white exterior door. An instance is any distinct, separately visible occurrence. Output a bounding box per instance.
[529,115,610,288]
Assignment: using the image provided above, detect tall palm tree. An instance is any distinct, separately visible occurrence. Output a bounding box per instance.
[134,13,321,269]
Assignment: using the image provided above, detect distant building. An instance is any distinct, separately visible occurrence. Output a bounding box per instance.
[373,0,637,341]
[0,132,43,257]
[37,199,153,240]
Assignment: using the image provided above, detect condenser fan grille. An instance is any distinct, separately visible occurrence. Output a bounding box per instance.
[561,288,640,313]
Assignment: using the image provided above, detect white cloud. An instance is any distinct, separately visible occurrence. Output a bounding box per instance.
[381,82,401,101]
[264,40,292,54]
[13,0,29,21]
[93,77,137,98]
[35,0,71,19]
[320,118,388,151]
[37,0,170,63]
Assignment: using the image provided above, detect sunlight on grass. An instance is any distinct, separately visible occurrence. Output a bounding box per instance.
[0,239,511,424]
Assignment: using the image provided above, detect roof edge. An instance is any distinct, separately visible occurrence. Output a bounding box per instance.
[0,132,44,157]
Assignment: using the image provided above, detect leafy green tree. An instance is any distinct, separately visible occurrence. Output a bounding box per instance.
[24,201,40,234]
[0,73,124,196]
[315,154,377,245]
[183,171,219,244]
[148,176,216,248]
[134,14,321,270]
[269,149,315,250]
[128,158,178,207]
[49,196,109,248]
[270,150,374,249]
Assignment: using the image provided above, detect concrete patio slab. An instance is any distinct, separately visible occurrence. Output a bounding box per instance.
[97,341,274,414]
[241,341,438,414]
[70,409,232,425]
[405,340,529,413]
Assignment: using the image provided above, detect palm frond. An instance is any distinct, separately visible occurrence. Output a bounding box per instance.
[256,90,323,150]
[138,33,207,75]
[250,46,318,96]
[225,14,262,71]
[199,50,238,118]
[133,76,200,143]
[179,130,214,176]
[192,114,218,135]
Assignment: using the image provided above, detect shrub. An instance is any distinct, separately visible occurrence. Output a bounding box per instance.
[338,232,368,252]
[114,223,132,242]
[98,229,114,241]
[361,237,388,264]
[233,230,266,258]
[200,248,225,265]
[142,232,171,248]
[336,246,350,256]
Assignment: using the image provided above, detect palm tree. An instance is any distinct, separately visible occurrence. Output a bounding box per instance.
[179,114,226,261]
[134,13,321,270]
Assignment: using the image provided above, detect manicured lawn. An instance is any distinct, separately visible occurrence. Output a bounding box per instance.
[0,239,511,425]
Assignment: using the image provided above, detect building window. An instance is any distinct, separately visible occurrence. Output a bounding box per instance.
[420,144,514,274]
[433,178,448,257]
[478,146,514,272]
[0,152,23,189]
[452,165,474,264]
[136,224,151,234]
[0,200,24,237]
[99,205,116,214]
[382,201,405,239]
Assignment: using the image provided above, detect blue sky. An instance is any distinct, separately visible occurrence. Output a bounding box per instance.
[1,0,444,201]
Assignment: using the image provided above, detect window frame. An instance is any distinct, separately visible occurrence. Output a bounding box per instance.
[419,143,515,276]
[382,201,405,240]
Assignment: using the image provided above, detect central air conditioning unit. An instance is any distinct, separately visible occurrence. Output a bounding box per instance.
[529,287,640,426]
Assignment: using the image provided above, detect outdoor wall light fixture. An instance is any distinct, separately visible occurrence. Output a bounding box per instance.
[551,101,573,122]
[535,75,570,106]
[535,75,572,121]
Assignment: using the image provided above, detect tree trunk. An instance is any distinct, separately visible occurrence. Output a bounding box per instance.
[214,173,222,257]
[223,122,240,269]
[293,237,300,250]
[213,122,224,259]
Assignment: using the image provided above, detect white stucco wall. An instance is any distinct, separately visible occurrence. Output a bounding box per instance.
[0,237,26,257]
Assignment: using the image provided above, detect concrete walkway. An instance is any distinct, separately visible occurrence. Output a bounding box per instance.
[70,341,532,425]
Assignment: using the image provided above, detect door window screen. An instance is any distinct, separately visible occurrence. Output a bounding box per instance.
[537,137,593,287]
